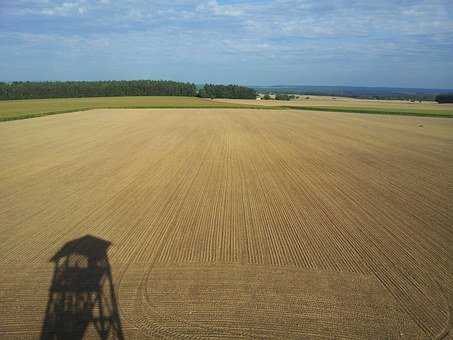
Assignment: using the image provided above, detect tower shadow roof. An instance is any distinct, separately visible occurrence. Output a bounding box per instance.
[50,235,111,262]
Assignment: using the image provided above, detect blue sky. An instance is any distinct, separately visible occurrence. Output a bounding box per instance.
[1,0,453,88]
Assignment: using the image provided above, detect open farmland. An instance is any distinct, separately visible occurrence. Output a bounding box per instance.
[0,108,452,339]
[215,96,453,117]
[0,96,260,121]
[3,94,453,123]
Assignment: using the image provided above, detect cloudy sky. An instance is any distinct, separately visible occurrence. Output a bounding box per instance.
[1,0,453,88]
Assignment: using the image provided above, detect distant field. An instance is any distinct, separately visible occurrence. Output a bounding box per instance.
[0,96,259,121]
[2,95,453,122]
[0,108,451,338]
[216,97,453,117]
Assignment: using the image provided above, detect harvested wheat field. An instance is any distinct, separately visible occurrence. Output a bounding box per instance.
[0,108,452,339]
[215,97,453,117]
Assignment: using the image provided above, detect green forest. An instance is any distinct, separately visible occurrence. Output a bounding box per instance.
[0,81,257,100]
[198,84,257,99]
[0,80,197,100]
[435,94,453,103]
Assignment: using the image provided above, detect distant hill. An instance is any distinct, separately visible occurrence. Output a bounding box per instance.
[253,85,453,101]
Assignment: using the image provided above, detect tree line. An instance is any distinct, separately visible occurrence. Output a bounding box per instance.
[435,94,453,103]
[275,94,296,100]
[0,80,197,100]
[0,81,257,100]
[198,84,256,99]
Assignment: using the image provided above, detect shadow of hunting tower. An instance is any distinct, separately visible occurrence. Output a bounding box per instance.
[40,235,124,340]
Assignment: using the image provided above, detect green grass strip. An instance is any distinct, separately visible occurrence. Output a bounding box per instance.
[0,108,93,122]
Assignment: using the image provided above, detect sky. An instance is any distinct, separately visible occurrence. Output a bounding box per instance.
[1,0,453,88]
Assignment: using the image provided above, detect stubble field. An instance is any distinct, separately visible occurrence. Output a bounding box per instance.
[215,97,453,117]
[0,108,452,339]
[0,96,257,121]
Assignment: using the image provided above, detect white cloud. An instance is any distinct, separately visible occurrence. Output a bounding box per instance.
[196,0,245,17]
[7,0,452,39]
[40,1,87,16]
[2,0,453,74]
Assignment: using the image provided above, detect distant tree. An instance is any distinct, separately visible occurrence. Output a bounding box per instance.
[263,94,271,100]
[435,94,453,103]
[198,84,256,99]
[197,87,207,98]
[275,93,292,101]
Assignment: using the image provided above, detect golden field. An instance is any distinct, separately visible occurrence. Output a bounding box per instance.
[0,108,452,339]
[215,96,453,117]
[0,96,257,121]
